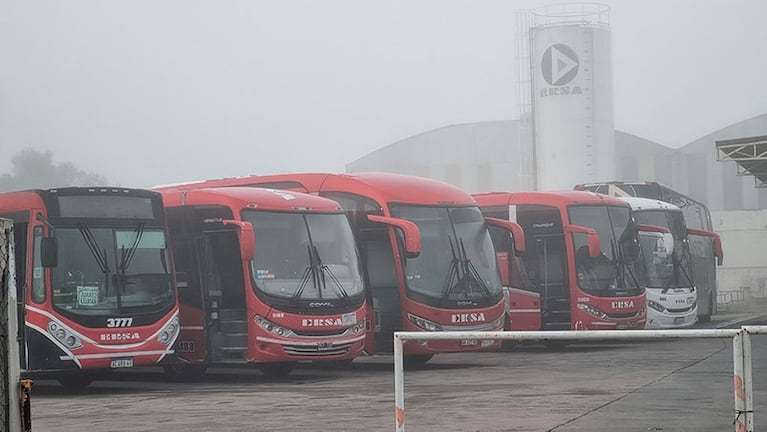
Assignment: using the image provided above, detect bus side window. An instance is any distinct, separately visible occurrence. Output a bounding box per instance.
[31,226,45,303]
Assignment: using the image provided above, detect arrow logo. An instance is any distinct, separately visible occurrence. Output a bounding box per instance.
[541,44,579,86]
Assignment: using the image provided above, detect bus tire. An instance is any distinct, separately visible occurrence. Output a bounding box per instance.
[57,372,93,390]
[403,354,434,370]
[163,364,207,382]
[259,362,295,378]
[699,292,716,323]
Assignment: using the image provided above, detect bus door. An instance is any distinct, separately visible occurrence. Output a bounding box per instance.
[357,227,400,354]
[197,229,247,363]
[534,234,570,330]
[168,236,205,364]
[515,205,570,330]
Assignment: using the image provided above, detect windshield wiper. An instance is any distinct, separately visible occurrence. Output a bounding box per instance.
[78,223,112,299]
[441,236,462,300]
[458,238,492,298]
[293,244,318,301]
[312,245,350,301]
[119,224,145,274]
[672,250,694,288]
[613,238,640,291]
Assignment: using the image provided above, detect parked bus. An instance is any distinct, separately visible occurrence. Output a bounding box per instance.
[575,181,724,322]
[0,187,180,388]
[473,191,648,332]
[158,187,367,378]
[629,200,696,329]
[157,173,524,367]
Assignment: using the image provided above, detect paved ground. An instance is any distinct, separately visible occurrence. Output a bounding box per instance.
[28,311,767,432]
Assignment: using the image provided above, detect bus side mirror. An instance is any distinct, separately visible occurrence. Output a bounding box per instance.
[40,237,58,268]
[367,215,421,258]
[564,224,601,258]
[484,217,525,254]
[687,228,723,265]
[222,220,255,262]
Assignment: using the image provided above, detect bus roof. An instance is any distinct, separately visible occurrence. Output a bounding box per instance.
[618,197,682,212]
[0,187,161,214]
[156,172,478,207]
[473,190,630,208]
[159,187,343,213]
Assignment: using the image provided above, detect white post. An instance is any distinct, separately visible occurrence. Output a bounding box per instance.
[394,333,405,432]
[742,329,754,431]
[733,330,751,432]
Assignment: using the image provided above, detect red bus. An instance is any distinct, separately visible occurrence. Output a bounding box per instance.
[159,187,367,378]
[157,173,523,367]
[0,187,180,388]
[474,191,647,332]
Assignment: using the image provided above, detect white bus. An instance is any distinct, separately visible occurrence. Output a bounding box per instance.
[620,197,720,328]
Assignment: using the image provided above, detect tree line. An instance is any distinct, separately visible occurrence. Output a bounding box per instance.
[0,149,108,192]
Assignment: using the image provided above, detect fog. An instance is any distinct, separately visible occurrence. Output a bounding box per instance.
[1,0,766,188]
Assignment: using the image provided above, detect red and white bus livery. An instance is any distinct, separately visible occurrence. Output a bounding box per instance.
[157,173,524,367]
[474,191,648,331]
[158,187,367,377]
[0,187,180,387]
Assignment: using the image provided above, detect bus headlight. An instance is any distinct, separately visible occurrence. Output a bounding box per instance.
[407,314,443,332]
[157,316,180,345]
[489,315,505,330]
[351,319,366,334]
[576,303,608,320]
[647,300,666,313]
[47,321,83,350]
[254,315,289,337]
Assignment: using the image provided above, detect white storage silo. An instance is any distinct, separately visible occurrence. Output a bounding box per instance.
[528,4,615,190]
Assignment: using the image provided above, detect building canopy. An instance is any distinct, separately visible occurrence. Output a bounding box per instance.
[717,135,767,188]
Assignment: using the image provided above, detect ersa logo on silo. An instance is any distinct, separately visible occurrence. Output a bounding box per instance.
[540,44,583,97]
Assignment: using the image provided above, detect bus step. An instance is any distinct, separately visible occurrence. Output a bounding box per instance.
[219,309,247,321]
[542,322,570,331]
[218,333,249,346]
[216,346,248,362]
[220,320,249,333]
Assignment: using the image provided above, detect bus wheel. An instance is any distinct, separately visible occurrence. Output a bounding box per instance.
[57,373,93,390]
[259,362,295,378]
[163,364,207,382]
[403,354,434,370]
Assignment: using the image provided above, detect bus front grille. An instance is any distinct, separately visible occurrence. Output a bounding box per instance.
[283,341,353,357]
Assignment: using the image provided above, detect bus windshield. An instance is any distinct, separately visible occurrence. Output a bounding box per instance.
[634,210,693,289]
[242,211,364,301]
[389,205,502,303]
[568,205,642,295]
[51,226,175,316]
[638,233,693,289]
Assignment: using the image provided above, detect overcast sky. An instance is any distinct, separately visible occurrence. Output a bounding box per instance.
[1,0,766,187]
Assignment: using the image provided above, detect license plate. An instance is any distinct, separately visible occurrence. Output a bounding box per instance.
[110,357,134,368]
[616,324,630,330]
[674,317,685,324]
[317,341,334,351]
[460,339,478,346]
[176,341,196,353]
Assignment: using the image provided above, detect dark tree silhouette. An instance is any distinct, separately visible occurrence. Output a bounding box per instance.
[0,149,108,192]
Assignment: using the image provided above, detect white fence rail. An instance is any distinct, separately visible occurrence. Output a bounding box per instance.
[393,327,767,432]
